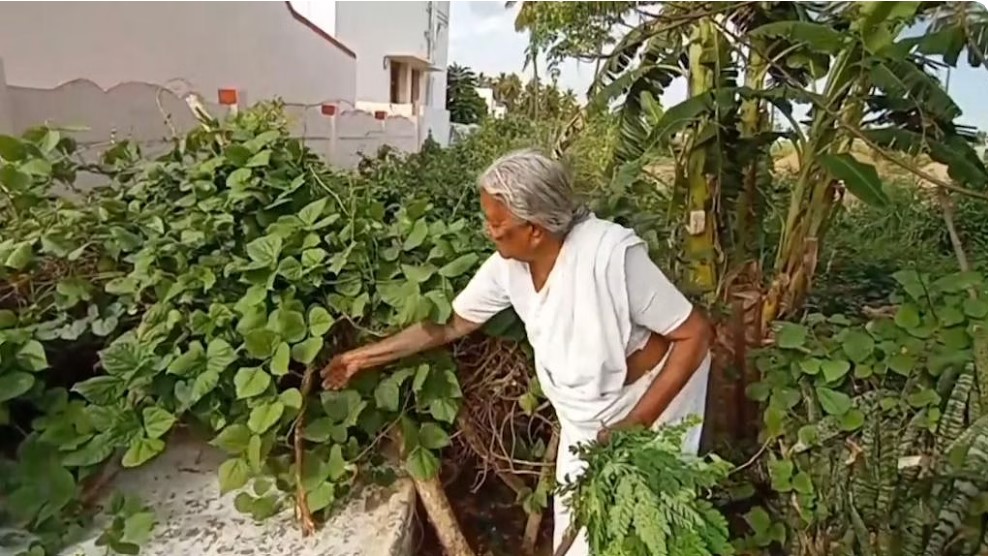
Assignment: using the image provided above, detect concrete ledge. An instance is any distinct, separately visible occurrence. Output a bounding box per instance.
[58,437,415,556]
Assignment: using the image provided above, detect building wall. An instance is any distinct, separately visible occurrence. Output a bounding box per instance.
[0,68,420,173]
[334,1,449,108]
[0,1,356,105]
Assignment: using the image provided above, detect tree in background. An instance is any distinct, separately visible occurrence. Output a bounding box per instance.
[446,63,488,125]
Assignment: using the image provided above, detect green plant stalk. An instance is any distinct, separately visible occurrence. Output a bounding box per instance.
[733,44,769,268]
[682,18,721,297]
[766,43,863,324]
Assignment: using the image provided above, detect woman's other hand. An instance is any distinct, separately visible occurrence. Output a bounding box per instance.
[596,414,648,445]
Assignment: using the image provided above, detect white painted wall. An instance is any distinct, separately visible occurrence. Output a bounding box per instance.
[334,1,449,108]
[0,1,356,105]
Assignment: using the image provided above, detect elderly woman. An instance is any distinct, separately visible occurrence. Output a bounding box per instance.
[321,149,711,556]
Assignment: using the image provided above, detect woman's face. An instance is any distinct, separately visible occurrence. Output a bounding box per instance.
[479,190,542,261]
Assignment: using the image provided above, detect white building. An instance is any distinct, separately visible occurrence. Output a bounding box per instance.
[475,87,507,119]
[289,1,451,142]
[0,1,451,146]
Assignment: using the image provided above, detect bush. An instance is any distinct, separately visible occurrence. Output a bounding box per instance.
[742,269,988,554]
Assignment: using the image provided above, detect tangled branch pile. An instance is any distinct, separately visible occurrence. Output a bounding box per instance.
[558,417,734,556]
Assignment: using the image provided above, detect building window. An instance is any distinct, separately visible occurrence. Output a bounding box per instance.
[411,69,422,105]
[390,63,402,104]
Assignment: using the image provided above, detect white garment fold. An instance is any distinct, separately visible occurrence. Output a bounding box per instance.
[550,353,711,556]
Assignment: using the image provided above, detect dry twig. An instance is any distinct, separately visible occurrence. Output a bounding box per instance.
[293,365,317,537]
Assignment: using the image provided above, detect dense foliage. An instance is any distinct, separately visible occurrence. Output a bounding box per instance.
[743,269,988,554]
[0,104,528,554]
[560,417,734,556]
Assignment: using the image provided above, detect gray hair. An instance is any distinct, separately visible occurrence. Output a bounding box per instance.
[477,149,589,236]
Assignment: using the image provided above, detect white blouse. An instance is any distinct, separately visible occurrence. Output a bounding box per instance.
[451,216,695,425]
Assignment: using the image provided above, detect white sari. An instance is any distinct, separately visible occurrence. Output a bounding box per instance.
[452,215,710,556]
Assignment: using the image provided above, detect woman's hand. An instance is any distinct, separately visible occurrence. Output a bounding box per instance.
[319,315,483,391]
[320,350,367,390]
[596,415,648,445]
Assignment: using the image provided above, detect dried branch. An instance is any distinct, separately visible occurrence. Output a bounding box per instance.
[523,429,560,555]
[293,365,317,537]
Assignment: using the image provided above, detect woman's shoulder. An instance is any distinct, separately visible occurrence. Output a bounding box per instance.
[567,215,641,249]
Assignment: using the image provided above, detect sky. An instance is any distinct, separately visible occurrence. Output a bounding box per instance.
[448,1,988,132]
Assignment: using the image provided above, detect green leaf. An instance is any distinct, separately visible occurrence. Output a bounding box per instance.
[16,340,48,371]
[247,435,263,471]
[842,330,874,363]
[122,511,155,546]
[821,360,851,383]
[72,375,124,404]
[207,338,237,374]
[20,158,51,177]
[307,482,335,512]
[5,241,33,270]
[0,372,35,402]
[280,388,303,410]
[169,342,206,376]
[327,444,348,481]
[746,506,772,535]
[0,134,28,161]
[439,253,479,278]
[101,340,145,376]
[268,309,307,343]
[375,378,401,412]
[308,305,334,336]
[403,219,429,251]
[769,459,793,491]
[142,407,176,439]
[963,298,988,319]
[270,342,290,376]
[291,337,324,365]
[121,437,165,468]
[303,418,335,443]
[839,408,865,431]
[298,199,328,227]
[907,388,940,408]
[750,21,844,53]
[234,368,272,399]
[429,398,458,423]
[401,263,437,283]
[819,153,888,207]
[248,401,285,434]
[244,329,281,359]
[799,359,821,375]
[792,472,814,495]
[186,369,220,407]
[246,150,271,168]
[816,387,852,416]
[519,391,539,414]
[776,322,807,349]
[245,235,283,267]
[418,423,450,450]
[888,354,916,376]
[405,447,440,480]
[219,458,251,494]
[211,424,251,455]
[226,167,252,189]
[894,303,921,329]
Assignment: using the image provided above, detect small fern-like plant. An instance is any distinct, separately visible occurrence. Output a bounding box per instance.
[559,416,735,556]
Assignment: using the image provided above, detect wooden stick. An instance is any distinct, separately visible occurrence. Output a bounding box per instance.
[293,365,317,537]
[523,429,560,555]
[393,428,476,556]
[552,526,580,556]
